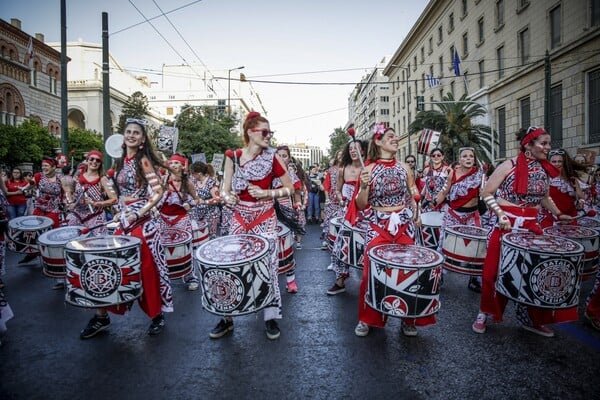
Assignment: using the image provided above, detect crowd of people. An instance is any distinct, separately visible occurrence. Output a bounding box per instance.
[1,121,600,346]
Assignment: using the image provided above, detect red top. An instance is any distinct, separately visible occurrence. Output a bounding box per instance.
[5,179,28,205]
[237,155,287,202]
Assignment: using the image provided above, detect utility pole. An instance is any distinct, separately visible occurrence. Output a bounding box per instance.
[102,12,111,169]
[60,0,68,155]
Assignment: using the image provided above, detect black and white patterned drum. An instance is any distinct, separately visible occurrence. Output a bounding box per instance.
[417,211,443,249]
[7,215,54,253]
[578,217,600,234]
[442,225,487,275]
[192,221,210,249]
[497,232,583,308]
[196,234,273,316]
[367,244,443,318]
[543,225,599,278]
[327,217,342,251]
[277,223,295,274]
[64,236,142,308]
[333,221,366,269]
[162,229,193,279]
[38,226,87,278]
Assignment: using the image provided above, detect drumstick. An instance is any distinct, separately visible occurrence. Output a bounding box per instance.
[80,220,114,235]
[575,210,597,220]
[347,125,365,169]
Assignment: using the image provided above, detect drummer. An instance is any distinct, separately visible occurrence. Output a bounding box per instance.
[159,153,202,291]
[539,148,585,228]
[354,125,430,338]
[0,178,9,289]
[209,111,294,340]
[434,147,484,292]
[472,127,574,337]
[321,151,343,252]
[190,161,222,240]
[421,148,452,213]
[326,139,367,295]
[64,150,117,235]
[79,118,171,339]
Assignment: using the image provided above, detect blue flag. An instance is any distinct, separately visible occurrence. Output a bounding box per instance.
[453,49,461,77]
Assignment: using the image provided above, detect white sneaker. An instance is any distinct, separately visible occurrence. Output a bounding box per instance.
[187,282,199,291]
[401,322,418,337]
[354,321,370,337]
[472,313,487,334]
[326,263,334,271]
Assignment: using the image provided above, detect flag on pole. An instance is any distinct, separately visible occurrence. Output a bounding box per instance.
[426,74,441,88]
[453,48,461,77]
[417,128,441,155]
[26,37,34,67]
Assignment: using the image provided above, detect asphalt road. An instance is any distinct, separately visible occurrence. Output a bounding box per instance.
[1,223,599,400]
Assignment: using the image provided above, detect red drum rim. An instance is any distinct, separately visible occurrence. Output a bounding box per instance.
[161,228,193,245]
[444,225,487,238]
[195,234,270,266]
[38,226,86,246]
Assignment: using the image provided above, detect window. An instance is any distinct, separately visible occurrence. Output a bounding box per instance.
[420,46,425,63]
[478,60,485,88]
[478,17,485,44]
[439,56,444,76]
[520,97,530,128]
[463,32,469,56]
[594,0,600,27]
[407,63,411,77]
[413,56,417,71]
[497,107,506,159]
[31,62,38,87]
[428,37,433,54]
[421,73,426,92]
[166,107,173,116]
[497,45,505,78]
[496,0,505,28]
[380,109,389,115]
[450,81,455,97]
[519,27,530,65]
[550,5,561,49]
[50,76,57,94]
[168,95,175,99]
[438,25,443,44]
[549,84,563,147]
[449,13,455,32]
[589,68,600,143]
[380,96,389,102]
[461,0,468,17]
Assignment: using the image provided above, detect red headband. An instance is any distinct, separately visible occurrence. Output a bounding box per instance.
[42,158,56,167]
[520,127,546,147]
[169,154,188,166]
[87,150,102,160]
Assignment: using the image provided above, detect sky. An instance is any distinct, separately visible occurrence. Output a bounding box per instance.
[1,0,429,151]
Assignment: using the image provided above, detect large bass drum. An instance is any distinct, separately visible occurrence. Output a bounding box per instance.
[417,211,443,249]
[441,225,487,275]
[7,215,53,253]
[496,232,583,309]
[196,234,273,316]
[38,226,87,278]
[64,236,142,308]
[366,244,443,318]
[277,223,295,274]
[543,225,599,278]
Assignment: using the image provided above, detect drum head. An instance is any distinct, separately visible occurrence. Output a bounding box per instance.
[66,235,141,251]
[369,244,444,269]
[162,228,192,245]
[543,225,597,239]
[9,215,54,230]
[196,234,269,265]
[579,217,600,232]
[502,232,584,255]
[105,134,124,158]
[39,226,86,245]
[445,225,487,238]
[421,211,443,227]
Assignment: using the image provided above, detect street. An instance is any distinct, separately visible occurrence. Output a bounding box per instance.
[1,223,599,400]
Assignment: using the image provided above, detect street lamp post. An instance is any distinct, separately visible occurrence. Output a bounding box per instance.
[228,66,245,116]
[390,65,411,158]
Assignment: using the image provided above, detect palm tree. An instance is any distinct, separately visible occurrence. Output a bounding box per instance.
[409,93,496,164]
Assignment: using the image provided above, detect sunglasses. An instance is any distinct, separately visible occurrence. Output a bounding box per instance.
[250,128,274,137]
[125,117,147,126]
[88,157,101,163]
[431,154,443,158]
[549,149,566,156]
[406,159,416,163]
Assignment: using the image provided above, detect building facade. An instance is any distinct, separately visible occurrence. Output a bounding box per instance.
[382,0,600,163]
[0,18,62,134]
[287,143,323,169]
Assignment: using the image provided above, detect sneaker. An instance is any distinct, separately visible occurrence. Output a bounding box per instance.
[209,318,234,339]
[326,263,334,271]
[401,321,418,337]
[286,280,298,293]
[18,253,38,264]
[521,323,554,338]
[326,283,346,295]
[80,315,111,339]
[265,319,280,340]
[472,313,487,334]
[468,278,482,293]
[321,241,328,250]
[354,321,370,337]
[147,314,165,336]
[52,281,65,290]
[585,312,600,331]
[187,282,199,291]
[296,242,302,250]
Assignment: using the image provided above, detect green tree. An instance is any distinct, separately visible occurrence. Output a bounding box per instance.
[117,91,151,133]
[0,120,59,166]
[173,105,243,162]
[409,93,495,164]
[68,128,104,163]
[328,127,348,160]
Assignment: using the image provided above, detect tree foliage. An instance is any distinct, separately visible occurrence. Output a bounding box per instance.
[0,120,60,166]
[116,91,151,134]
[67,128,104,163]
[172,105,243,163]
[328,127,348,160]
[409,93,495,164]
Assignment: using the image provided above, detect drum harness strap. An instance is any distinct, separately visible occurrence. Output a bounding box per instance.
[448,208,481,226]
[234,207,275,233]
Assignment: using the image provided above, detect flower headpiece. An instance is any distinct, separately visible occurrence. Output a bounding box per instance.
[373,123,387,140]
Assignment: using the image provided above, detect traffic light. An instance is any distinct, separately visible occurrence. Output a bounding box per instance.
[416,96,425,111]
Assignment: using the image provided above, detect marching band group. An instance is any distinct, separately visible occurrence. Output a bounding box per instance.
[1,116,600,345]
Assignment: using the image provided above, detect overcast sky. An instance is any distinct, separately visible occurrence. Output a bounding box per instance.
[2,0,429,151]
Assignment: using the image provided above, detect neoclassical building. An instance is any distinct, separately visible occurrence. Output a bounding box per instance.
[0,18,62,134]
[381,0,600,163]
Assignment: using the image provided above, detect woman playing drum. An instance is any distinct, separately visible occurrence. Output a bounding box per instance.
[209,111,294,340]
[159,154,202,291]
[190,161,222,239]
[434,147,484,292]
[79,118,171,339]
[326,139,367,295]
[354,125,429,337]
[472,127,574,337]
[64,150,117,235]
[0,179,9,289]
[421,148,452,213]
[539,149,585,228]
[321,151,343,250]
